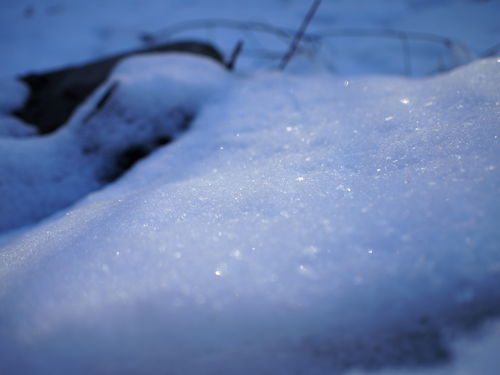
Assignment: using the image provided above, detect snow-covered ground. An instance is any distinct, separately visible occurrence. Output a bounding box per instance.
[1,1,500,374]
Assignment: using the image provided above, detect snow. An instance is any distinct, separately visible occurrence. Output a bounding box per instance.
[1,55,500,373]
[1,0,500,374]
[348,320,500,375]
[0,78,28,112]
[0,78,35,137]
[0,54,231,233]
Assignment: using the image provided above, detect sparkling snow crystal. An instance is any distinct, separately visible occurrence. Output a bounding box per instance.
[0,55,499,374]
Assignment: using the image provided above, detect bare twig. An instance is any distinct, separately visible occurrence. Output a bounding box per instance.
[278,0,321,70]
[317,28,472,58]
[226,40,244,70]
[317,28,472,72]
[140,19,300,45]
[141,18,472,76]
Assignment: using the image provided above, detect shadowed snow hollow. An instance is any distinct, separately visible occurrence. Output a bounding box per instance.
[0,57,499,374]
[0,54,231,233]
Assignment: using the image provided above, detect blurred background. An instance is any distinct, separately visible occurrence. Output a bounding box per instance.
[1,0,499,77]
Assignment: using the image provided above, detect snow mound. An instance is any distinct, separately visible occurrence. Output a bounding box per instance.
[0,78,36,137]
[0,78,28,113]
[0,57,499,374]
[0,53,231,233]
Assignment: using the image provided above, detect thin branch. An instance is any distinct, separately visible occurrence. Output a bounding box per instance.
[317,28,472,71]
[142,19,468,59]
[226,40,244,70]
[140,18,472,75]
[278,0,321,70]
[142,19,469,68]
[140,19,300,45]
[317,28,472,58]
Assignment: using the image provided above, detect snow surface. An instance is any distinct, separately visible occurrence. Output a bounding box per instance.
[0,78,35,137]
[1,0,500,374]
[0,54,231,233]
[0,55,499,374]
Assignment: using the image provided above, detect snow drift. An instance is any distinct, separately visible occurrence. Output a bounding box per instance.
[0,54,230,233]
[0,55,499,374]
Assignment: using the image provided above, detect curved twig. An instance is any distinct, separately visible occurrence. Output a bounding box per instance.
[140,18,299,45]
[141,19,473,75]
[279,0,321,70]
